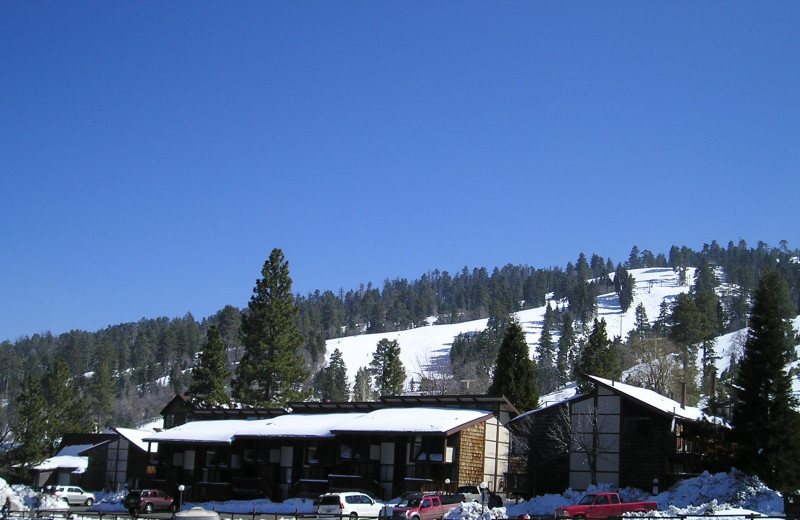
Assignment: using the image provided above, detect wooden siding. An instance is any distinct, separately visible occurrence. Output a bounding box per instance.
[524,404,569,496]
[457,422,485,487]
[618,399,672,491]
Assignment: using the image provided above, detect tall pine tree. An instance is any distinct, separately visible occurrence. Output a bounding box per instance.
[233,249,310,407]
[352,366,376,401]
[488,321,538,412]
[43,358,93,435]
[320,348,349,401]
[89,359,115,429]
[370,338,406,396]
[575,318,621,393]
[10,374,50,467]
[188,325,231,407]
[732,269,800,492]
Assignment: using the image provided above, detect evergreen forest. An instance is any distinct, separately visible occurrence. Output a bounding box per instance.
[0,239,798,435]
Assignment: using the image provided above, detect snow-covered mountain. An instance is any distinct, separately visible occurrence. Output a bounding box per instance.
[325,266,800,403]
[325,268,696,389]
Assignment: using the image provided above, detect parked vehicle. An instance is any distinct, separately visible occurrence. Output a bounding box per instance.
[123,489,176,514]
[455,486,482,502]
[554,492,657,519]
[316,491,384,520]
[486,491,503,509]
[388,494,462,520]
[49,485,95,506]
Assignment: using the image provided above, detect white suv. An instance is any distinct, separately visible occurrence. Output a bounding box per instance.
[317,492,383,520]
[50,485,95,506]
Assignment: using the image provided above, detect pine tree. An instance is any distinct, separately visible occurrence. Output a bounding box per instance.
[352,366,376,401]
[10,374,51,466]
[575,318,621,393]
[732,269,800,492]
[233,249,310,407]
[321,348,349,401]
[43,358,93,435]
[488,321,538,412]
[614,266,635,312]
[370,338,406,396]
[89,359,115,429]
[557,313,576,386]
[632,303,651,339]
[187,325,231,407]
[536,305,558,393]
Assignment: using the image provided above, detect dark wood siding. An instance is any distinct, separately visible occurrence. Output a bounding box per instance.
[526,405,569,496]
[618,400,671,490]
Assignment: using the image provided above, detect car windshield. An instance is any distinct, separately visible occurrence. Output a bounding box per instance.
[578,495,597,505]
[398,497,421,508]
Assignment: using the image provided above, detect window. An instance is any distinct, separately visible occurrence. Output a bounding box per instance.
[307,444,319,464]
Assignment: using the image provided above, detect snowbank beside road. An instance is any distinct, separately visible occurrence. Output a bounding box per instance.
[0,470,785,519]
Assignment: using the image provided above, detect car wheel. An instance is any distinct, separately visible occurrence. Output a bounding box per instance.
[145,503,154,514]
[350,513,358,520]
[86,498,94,506]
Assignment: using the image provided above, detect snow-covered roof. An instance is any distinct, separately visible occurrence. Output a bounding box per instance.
[145,407,495,443]
[31,446,94,474]
[114,427,159,453]
[331,407,493,435]
[144,413,371,444]
[252,413,368,438]
[588,375,725,424]
[144,419,267,444]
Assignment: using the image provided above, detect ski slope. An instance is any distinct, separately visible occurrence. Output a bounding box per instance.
[325,267,698,389]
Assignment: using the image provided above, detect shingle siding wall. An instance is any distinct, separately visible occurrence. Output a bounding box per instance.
[458,422,485,486]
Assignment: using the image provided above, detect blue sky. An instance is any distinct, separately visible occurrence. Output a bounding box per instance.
[2,2,798,342]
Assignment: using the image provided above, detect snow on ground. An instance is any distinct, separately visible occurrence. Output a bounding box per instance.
[0,471,786,518]
[327,268,695,388]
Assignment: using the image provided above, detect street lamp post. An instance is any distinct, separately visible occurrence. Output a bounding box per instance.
[480,482,488,518]
[178,485,185,513]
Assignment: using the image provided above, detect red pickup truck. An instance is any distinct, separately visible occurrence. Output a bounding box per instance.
[387,494,462,520]
[554,492,657,519]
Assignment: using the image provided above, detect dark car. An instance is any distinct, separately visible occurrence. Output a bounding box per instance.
[123,489,175,514]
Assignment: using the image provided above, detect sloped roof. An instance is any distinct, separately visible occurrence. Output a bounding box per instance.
[245,413,369,438]
[31,444,95,473]
[588,375,726,424]
[114,427,159,452]
[511,376,726,426]
[330,407,493,435]
[145,407,496,443]
[144,413,369,444]
[144,419,268,444]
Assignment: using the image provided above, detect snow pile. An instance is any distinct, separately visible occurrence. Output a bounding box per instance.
[652,470,783,517]
[446,500,508,520]
[0,479,67,512]
[502,471,782,519]
[0,471,787,518]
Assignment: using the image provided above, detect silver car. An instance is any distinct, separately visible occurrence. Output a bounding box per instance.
[51,485,95,506]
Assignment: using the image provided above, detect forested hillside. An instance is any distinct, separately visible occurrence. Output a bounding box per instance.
[0,239,797,432]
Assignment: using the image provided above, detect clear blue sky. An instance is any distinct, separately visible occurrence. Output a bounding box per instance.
[2,2,799,342]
